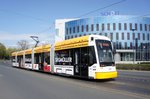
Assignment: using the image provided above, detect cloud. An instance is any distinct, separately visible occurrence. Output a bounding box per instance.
[0,31,55,47]
[0,31,54,40]
[0,31,31,40]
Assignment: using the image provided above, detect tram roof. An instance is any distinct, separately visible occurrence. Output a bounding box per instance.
[34,44,50,53]
[25,48,32,55]
[11,44,51,56]
[41,44,51,52]
[17,50,25,56]
[11,52,17,56]
[55,35,89,51]
[34,46,42,53]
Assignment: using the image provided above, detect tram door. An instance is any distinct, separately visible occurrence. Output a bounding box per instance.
[18,56,23,68]
[74,48,88,77]
[40,53,45,71]
[74,49,80,76]
[80,47,88,77]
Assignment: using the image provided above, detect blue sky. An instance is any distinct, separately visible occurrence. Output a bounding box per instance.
[0,0,150,47]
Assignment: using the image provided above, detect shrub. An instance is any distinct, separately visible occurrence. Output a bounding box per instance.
[116,64,150,71]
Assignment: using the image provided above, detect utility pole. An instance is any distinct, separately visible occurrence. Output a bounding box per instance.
[30,36,39,70]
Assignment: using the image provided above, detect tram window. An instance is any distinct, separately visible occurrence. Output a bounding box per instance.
[17,56,20,63]
[81,47,96,66]
[55,50,72,65]
[89,47,96,65]
[81,47,89,66]
[17,56,23,67]
[12,56,16,62]
[34,54,37,63]
[44,52,50,64]
[25,54,32,63]
[34,53,43,64]
[55,47,96,66]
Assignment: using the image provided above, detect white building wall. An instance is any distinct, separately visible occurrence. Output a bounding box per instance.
[55,19,76,42]
[114,53,121,62]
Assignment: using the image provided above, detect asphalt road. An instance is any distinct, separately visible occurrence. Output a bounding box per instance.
[0,62,150,99]
[109,70,150,96]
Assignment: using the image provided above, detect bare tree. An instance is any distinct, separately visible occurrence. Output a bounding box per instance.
[0,42,6,59]
[17,40,29,50]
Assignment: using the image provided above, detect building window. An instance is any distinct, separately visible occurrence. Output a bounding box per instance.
[124,23,127,30]
[75,35,77,38]
[145,24,147,31]
[84,34,86,36]
[105,33,107,37]
[147,34,149,40]
[138,33,140,40]
[86,25,89,32]
[82,25,84,32]
[140,24,142,31]
[125,42,127,49]
[119,42,121,49]
[143,33,145,40]
[107,23,110,31]
[96,24,99,31]
[119,23,121,30]
[99,33,102,35]
[116,32,119,40]
[73,27,75,33]
[133,33,135,40]
[102,24,104,31]
[113,23,116,30]
[91,24,94,31]
[130,23,132,30]
[116,42,118,49]
[71,35,73,38]
[127,32,130,40]
[113,42,116,49]
[110,33,113,40]
[122,32,124,40]
[70,28,72,34]
[66,28,68,35]
[130,42,133,49]
[135,23,137,30]
[149,24,150,31]
[77,26,79,33]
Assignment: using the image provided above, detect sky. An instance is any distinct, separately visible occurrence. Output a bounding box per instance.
[0,0,150,48]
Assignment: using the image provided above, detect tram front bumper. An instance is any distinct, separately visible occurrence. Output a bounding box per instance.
[95,71,118,79]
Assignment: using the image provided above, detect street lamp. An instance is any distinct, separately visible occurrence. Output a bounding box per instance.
[142,45,146,61]
[30,36,39,47]
[131,29,136,64]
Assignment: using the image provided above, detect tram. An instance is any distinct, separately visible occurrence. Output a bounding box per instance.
[11,35,117,79]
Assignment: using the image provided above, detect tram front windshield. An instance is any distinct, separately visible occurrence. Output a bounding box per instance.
[96,40,114,65]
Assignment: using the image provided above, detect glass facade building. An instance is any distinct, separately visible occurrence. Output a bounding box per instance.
[65,16,150,63]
